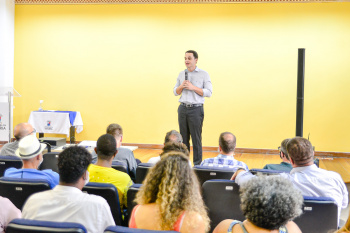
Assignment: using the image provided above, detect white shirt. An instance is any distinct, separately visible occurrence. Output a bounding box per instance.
[236,164,348,223]
[22,185,115,233]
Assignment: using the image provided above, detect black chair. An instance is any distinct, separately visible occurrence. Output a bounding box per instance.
[127,183,142,224]
[135,163,153,184]
[7,218,87,233]
[193,166,235,187]
[249,168,287,175]
[294,196,338,233]
[0,155,23,177]
[104,225,177,233]
[38,152,59,173]
[82,182,124,226]
[202,179,244,233]
[0,177,51,210]
[112,161,129,174]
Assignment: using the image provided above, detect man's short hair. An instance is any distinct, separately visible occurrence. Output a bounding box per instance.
[96,134,117,160]
[185,50,198,59]
[106,123,123,138]
[164,130,183,144]
[287,137,314,166]
[160,142,189,158]
[58,146,92,184]
[219,132,236,154]
[280,138,290,160]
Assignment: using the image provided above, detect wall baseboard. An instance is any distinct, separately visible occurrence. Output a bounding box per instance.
[2,140,349,158]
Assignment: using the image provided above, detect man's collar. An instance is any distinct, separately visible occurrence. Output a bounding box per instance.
[291,164,317,173]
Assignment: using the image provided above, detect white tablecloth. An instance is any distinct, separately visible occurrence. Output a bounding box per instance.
[28,111,83,137]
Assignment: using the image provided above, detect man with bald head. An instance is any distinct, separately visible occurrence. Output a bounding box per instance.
[0,123,34,156]
[200,132,248,170]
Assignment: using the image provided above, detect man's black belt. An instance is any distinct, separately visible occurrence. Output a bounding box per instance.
[180,103,203,108]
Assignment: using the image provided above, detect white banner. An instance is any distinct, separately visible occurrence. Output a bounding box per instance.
[0,102,10,141]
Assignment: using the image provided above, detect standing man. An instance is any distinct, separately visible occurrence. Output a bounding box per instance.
[173,50,212,165]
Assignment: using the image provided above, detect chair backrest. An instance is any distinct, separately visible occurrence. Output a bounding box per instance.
[104,225,178,233]
[82,182,123,226]
[0,177,51,210]
[112,161,129,174]
[193,166,235,187]
[294,196,338,233]
[249,168,288,175]
[202,179,245,233]
[135,163,153,184]
[127,183,143,223]
[7,218,87,233]
[38,152,60,173]
[0,155,23,177]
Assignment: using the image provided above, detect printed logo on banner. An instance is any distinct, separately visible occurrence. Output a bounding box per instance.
[0,114,6,130]
[45,120,53,131]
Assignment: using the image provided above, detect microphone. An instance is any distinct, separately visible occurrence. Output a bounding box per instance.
[185,70,188,81]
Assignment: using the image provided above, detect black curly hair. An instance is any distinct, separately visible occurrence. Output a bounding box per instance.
[58,146,92,184]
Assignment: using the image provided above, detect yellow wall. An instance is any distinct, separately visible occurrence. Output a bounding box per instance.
[13,3,350,152]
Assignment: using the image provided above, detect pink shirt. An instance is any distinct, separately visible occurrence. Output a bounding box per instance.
[0,196,22,233]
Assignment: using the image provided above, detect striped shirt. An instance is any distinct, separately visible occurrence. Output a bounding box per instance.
[200,154,248,170]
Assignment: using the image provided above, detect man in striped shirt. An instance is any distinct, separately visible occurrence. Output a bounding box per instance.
[200,132,248,170]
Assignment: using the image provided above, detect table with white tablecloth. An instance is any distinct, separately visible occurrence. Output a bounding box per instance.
[28,111,83,142]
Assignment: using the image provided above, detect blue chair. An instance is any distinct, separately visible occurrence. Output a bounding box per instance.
[38,152,59,173]
[0,177,51,210]
[135,163,154,184]
[127,183,143,223]
[104,225,177,233]
[112,161,129,174]
[82,182,124,226]
[294,196,338,233]
[202,179,245,232]
[0,155,23,177]
[6,218,87,233]
[193,166,236,187]
[249,168,288,175]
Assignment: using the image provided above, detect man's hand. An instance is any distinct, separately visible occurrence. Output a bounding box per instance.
[231,168,246,180]
[183,80,196,91]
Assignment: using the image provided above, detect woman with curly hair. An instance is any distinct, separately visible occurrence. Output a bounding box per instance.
[129,152,210,233]
[213,175,303,233]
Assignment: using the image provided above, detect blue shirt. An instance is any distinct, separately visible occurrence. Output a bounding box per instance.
[173,67,213,104]
[4,168,59,189]
[236,164,348,224]
[200,154,248,170]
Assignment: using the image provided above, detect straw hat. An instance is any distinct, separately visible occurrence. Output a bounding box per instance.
[15,135,47,159]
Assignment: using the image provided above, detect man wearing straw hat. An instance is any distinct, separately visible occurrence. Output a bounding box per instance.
[4,134,59,188]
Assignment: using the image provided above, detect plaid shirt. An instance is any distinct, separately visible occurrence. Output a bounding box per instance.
[200,154,248,170]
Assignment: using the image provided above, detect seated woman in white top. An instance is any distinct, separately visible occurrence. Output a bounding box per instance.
[213,175,303,233]
[0,196,21,233]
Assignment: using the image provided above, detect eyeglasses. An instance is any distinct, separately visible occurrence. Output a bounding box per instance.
[29,129,36,135]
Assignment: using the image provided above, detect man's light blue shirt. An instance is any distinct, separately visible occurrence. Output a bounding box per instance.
[4,168,59,189]
[173,67,212,104]
[200,154,248,170]
[236,164,348,224]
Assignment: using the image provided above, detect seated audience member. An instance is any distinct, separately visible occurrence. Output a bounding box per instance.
[4,135,59,188]
[233,137,348,224]
[263,138,293,172]
[213,175,303,233]
[0,123,34,156]
[92,123,137,181]
[88,134,133,208]
[200,132,248,170]
[148,141,190,165]
[22,146,115,233]
[148,130,184,164]
[129,152,210,233]
[0,196,21,233]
